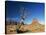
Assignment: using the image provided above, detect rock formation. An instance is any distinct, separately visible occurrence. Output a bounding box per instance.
[19,18,45,32]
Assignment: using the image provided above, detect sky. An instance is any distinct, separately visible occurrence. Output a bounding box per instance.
[5,1,45,24]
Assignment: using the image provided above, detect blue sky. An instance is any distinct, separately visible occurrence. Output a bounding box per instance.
[6,1,45,24]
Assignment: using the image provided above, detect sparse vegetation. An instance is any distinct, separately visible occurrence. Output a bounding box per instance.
[6,19,45,34]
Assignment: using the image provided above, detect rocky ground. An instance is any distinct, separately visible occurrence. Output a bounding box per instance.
[5,18,45,34]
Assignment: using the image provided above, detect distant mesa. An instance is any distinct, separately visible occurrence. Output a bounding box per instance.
[19,18,45,32]
[32,18,39,25]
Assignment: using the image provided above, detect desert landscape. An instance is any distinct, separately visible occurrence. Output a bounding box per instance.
[5,18,45,34]
[5,1,45,34]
